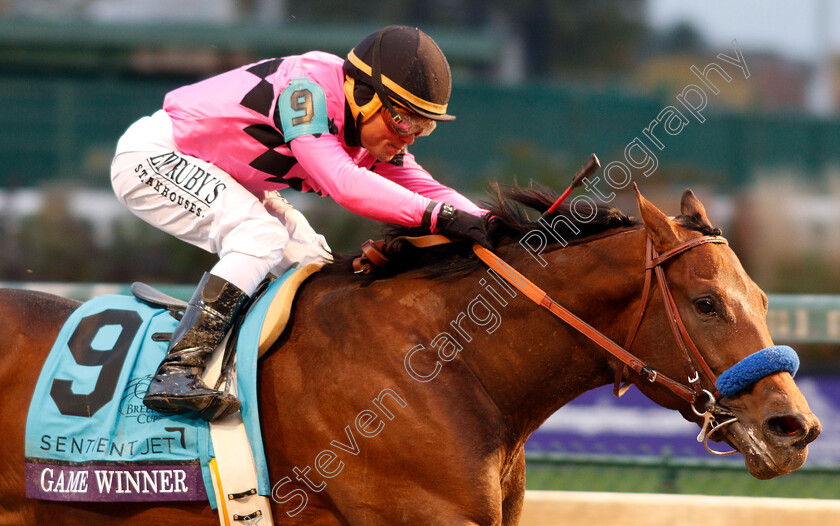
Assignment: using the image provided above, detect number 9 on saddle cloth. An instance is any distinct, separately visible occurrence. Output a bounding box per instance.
[23,267,315,505]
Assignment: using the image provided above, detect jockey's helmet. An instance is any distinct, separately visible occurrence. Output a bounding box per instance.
[343,25,455,124]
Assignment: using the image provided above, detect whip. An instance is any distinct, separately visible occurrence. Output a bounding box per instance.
[544,153,601,216]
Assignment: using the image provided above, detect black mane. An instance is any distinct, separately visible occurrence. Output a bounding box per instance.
[323,183,642,279]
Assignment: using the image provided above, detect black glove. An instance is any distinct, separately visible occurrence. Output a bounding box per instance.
[433,203,492,249]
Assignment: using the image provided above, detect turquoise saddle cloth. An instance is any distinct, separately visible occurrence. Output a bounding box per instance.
[24,272,290,504]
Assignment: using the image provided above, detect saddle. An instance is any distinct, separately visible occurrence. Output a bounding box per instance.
[131,263,321,357]
[130,282,187,315]
[130,263,322,524]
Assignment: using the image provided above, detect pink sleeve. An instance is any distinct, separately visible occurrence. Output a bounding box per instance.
[373,150,486,216]
[289,135,431,226]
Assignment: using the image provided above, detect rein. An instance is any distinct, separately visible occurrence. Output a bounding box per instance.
[353,231,728,406]
[472,234,740,455]
[473,235,728,408]
[355,231,728,408]
[352,230,761,455]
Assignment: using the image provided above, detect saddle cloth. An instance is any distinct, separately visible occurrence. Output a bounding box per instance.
[24,265,318,506]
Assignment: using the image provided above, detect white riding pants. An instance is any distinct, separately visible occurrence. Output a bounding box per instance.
[110,110,331,295]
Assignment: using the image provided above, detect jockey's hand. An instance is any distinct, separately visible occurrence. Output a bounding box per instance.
[434,204,492,249]
[262,191,332,272]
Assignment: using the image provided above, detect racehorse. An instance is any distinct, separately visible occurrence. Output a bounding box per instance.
[0,185,820,525]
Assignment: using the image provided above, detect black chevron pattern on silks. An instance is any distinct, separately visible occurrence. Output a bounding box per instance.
[240,58,284,116]
[242,123,297,183]
[238,58,310,191]
[250,149,298,179]
[243,124,286,149]
[279,173,304,191]
[237,60,338,194]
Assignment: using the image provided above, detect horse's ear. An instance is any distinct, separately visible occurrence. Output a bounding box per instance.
[634,183,679,251]
[680,189,714,229]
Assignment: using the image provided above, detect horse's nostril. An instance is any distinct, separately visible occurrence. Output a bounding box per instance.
[767,415,804,437]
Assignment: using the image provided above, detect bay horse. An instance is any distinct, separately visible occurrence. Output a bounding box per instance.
[0,185,820,525]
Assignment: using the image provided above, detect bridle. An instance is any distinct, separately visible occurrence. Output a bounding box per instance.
[472,230,739,455]
[352,228,741,454]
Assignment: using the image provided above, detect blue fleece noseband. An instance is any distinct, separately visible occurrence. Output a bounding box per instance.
[715,345,800,398]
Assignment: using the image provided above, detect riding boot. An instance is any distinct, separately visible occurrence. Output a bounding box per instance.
[143,273,249,420]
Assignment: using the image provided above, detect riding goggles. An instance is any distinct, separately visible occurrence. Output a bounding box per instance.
[383,107,437,138]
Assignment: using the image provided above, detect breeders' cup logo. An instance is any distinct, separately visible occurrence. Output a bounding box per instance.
[119,376,165,424]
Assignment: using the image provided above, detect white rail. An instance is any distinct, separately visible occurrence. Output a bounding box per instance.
[520,490,840,526]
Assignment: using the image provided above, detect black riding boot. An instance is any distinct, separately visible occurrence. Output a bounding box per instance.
[143,272,249,420]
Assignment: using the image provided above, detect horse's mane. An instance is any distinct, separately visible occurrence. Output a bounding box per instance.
[321,183,629,279]
[323,183,718,279]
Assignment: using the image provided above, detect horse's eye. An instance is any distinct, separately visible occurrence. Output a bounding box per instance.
[695,298,715,314]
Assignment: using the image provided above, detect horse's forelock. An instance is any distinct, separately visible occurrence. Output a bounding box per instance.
[673,214,723,236]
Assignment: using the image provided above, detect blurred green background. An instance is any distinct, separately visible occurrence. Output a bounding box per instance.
[3,0,840,292]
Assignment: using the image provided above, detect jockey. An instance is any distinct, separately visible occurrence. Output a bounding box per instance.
[110,25,489,421]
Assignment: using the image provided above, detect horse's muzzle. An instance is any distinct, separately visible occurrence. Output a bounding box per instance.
[720,372,822,479]
[763,411,821,450]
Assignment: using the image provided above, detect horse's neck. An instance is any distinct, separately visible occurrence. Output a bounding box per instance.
[457,230,647,440]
